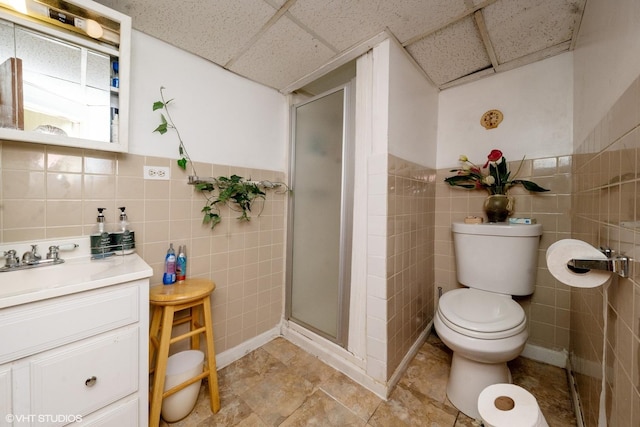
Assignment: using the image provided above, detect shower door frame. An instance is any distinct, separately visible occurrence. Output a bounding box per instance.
[285,83,355,347]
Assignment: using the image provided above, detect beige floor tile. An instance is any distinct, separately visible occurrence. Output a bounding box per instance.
[159,332,577,427]
[368,383,458,426]
[279,390,367,426]
[399,341,451,405]
[318,371,382,421]
[238,367,314,425]
[509,357,577,426]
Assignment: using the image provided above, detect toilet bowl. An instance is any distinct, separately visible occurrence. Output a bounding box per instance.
[436,222,543,420]
[434,288,528,419]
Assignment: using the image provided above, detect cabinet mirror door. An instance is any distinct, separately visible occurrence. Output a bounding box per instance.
[0,0,130,152]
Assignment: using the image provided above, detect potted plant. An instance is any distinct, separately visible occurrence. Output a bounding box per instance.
[444,149,549,222]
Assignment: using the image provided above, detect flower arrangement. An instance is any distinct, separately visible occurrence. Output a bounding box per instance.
[444,149,549,195]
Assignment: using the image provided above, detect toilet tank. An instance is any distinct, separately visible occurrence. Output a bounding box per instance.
[452,222,543,296]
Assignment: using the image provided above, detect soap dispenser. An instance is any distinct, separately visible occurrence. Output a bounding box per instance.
[90,208,111,258]
[111,206,135,254]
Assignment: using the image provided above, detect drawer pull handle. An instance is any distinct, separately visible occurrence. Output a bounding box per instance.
[85,376,97,387]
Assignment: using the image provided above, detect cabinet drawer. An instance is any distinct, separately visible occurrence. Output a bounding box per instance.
[30,327,138,421]
[0,283,139,364]
[78,395,138,427]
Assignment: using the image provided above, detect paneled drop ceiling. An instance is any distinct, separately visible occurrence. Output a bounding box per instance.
[95,0,586,92]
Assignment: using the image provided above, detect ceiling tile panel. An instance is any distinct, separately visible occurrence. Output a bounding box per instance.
[289,0,473,51]
[95,0,277,65]
[388,0,489,43]
[287,0,390,51]
[93,0,584,91]
[406,16,491,86]
[229,15,336,90]
[483,0,586,63]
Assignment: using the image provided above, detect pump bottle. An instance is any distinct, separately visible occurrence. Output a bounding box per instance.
[90,208,111,258]
[111,206,135,254]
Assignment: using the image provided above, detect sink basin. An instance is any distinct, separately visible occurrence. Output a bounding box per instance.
[0,253,152,309]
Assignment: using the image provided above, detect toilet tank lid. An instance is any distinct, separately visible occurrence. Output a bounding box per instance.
[452,222,543,237]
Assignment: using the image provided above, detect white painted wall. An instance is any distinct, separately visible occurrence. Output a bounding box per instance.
[436,53,573,169]
[388,39,439,168]
[127,31,288,171]
[573,0,640,146]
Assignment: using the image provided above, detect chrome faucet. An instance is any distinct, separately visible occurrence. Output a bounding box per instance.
[2,250,19,268]
[21,245,42,264]
[1,243,78,272]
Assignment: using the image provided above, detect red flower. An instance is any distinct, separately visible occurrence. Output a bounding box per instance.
[483,149,503,167]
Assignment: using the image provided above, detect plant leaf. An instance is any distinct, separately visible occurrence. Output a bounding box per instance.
[203,213,221,229]
[152,101,165,111]
[177,157,187,170]
[512,180,550,192]
[153,123,168,134]
[195,183,215,192]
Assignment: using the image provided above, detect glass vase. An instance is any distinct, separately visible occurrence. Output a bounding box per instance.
[483,194,514,223]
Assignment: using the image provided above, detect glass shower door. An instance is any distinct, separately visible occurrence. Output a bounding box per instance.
[287,86,352,345]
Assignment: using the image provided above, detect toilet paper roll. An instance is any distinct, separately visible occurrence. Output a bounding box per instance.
[546,239,611,288]
[478,384,549,427]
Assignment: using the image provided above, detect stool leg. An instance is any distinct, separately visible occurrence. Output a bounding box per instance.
[202,295,220,413]
[149,305,175,426]
[148,306,162,371]
[190,306,201,350]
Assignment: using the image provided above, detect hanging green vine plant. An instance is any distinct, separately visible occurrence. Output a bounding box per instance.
[195,175,267,228]
[153,86,287,229]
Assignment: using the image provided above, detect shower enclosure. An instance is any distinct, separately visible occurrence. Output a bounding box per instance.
[286,84,354,346]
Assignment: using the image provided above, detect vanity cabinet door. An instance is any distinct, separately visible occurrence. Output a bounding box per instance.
[0,365,11,427]
[29,327,138,422]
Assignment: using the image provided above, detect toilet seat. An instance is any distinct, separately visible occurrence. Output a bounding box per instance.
[438,288,526,339]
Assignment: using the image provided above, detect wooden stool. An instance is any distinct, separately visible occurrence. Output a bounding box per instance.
[148,278,220,426]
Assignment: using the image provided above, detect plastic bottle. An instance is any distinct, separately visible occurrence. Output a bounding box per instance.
[163,243,177,285]
[111,207,135,254]
[90,208,111,258]
[111,111,119,143]
[176,245,187,282]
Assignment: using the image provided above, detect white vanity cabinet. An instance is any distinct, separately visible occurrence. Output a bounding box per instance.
[0,252,151,427]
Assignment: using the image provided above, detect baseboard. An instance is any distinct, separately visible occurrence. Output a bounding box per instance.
[521,343,568,368]
[214,326,281,369]
[386,320,433,395]
[565,356,586,427]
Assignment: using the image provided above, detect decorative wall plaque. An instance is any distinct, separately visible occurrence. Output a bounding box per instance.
[481,109,503,129]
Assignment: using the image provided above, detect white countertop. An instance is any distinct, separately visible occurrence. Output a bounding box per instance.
[0,237,152,309]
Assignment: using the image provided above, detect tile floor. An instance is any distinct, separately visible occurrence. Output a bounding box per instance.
[159,332,578,426]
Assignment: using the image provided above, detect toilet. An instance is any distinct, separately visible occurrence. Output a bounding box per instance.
[434,222,543,419]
